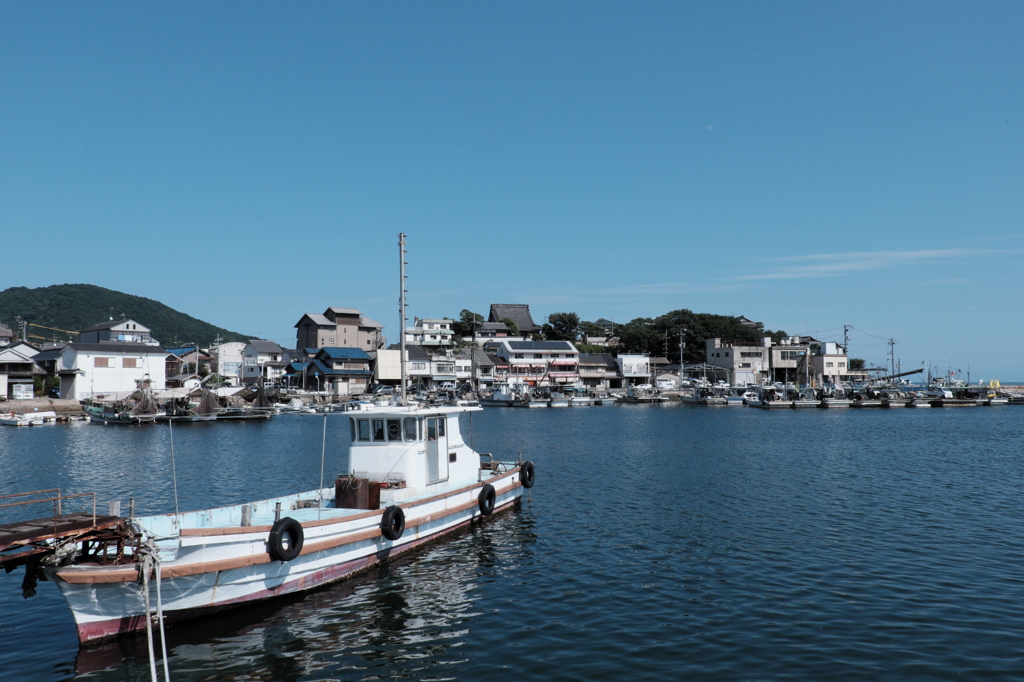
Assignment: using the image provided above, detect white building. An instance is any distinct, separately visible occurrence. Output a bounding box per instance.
[57,343,167,400]
[0,343,40,399]
[79,319,160,346]
[706,337,772,386]
[404,318,455,347]
[812,341,849,384]
[241,340,286,385]
[616,353,651,385]
[210,341,247,386]
[494,340,580,386]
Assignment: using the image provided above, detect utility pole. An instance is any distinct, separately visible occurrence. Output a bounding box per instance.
[889,338,896,377]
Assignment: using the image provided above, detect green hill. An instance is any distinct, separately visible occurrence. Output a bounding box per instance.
[0,284,251,347]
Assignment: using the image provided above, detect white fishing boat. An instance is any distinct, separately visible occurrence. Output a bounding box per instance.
[0,410,58,426]
[0,234,535,648]
[618,383,669,403]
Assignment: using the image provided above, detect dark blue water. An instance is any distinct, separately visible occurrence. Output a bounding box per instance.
[2,406,1024,680]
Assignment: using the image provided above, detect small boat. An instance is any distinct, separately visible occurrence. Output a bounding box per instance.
[819,387,852,408]
[618,384,669,403]
[0,410,59,426]
[545,391,570,408]
[791,388,820,409]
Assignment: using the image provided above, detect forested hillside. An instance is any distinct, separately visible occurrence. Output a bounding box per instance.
[0,284,250,347]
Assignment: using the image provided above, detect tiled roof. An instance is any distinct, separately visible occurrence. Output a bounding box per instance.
[488,304,540,332]
[248,340,283,354]
[296,313,333,327]
[317,347,371,360]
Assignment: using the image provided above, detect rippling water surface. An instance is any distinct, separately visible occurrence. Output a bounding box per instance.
[2,406,1024,680]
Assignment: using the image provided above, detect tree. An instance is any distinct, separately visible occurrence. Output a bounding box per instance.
[451,309,485,337]
[580,321,607,340]
[849,358,866,370]
[542,312,581,341]
[500,317,519,336]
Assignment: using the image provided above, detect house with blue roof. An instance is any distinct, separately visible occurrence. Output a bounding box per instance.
[304,347,373,395]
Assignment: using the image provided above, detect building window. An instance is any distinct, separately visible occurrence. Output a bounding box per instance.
[124,358,138,368]
[839,362,846,368]
[739,363,751,368]
[826,362,834,367]
[94,357,112,368]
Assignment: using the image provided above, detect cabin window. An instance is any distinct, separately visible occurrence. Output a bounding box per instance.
[372,419,385,442]
[387,419,402,441]
[350,419,357,441]
[404,417,418,441]
[437,417,446,437]
[427,419,436,441]
[357,419,371,441]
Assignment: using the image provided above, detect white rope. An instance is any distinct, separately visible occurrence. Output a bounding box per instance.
[168,418,180,522]
[141,549,158,682]
[155,549,171,681]
[318,411,327,520]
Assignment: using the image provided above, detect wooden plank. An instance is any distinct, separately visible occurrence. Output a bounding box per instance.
[0,514,122,551]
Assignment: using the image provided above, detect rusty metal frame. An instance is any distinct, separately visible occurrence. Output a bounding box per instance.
[0,489,97,525]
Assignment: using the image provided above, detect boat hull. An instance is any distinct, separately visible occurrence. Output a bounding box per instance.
[50,469,525,644]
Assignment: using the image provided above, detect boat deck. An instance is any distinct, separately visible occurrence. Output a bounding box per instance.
[0,513,123,553]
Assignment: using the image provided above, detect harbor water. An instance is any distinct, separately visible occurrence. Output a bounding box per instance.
[2,405,1024,680]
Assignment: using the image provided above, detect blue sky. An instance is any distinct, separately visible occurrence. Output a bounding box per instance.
[2,3,1022,379]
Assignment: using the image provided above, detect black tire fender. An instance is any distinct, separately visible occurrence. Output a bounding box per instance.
[520,461,536,489]
[478,484,496,516]
[380,505,405,541]
[268,517,304,561]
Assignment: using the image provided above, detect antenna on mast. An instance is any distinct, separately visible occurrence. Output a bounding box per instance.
[399,233,408,406]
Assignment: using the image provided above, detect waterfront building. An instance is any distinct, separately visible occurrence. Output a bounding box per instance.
[616,353,652,385]
[294,308,383,352]
[0,343,40,399]
[305,347,372,395]
[495,340,580,386]
[210,341,246,386]
[56,343,167,400]
[706,337,771,386]
[240,340,286,386]
[578,353,620,390]
[811,341,849,385]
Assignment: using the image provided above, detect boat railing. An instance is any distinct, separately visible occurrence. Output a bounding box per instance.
[0,488,98,526]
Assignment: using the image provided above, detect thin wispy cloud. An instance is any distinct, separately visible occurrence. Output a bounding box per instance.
[738,249,1024,282]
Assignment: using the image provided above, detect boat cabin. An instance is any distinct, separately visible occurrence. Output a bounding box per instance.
[346,406,482,500]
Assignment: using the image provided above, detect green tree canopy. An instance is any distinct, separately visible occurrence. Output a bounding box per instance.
[500,317,519,336]
[451,309,485,336]
[542,312,581,341]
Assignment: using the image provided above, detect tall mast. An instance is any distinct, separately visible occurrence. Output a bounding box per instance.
[399,233,408,406]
